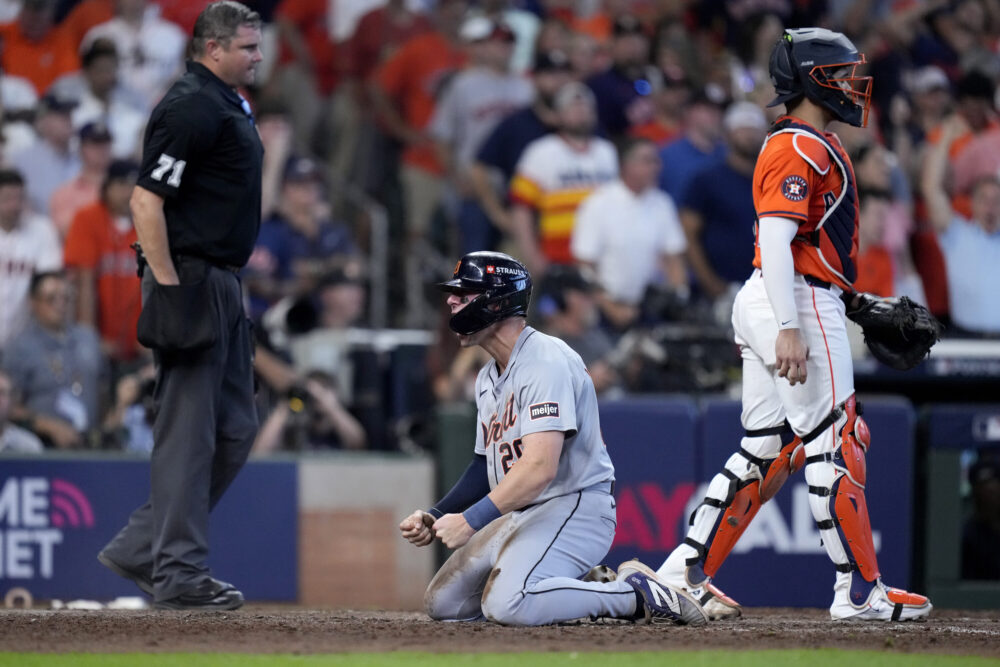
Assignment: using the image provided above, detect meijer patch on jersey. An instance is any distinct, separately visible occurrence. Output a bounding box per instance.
[530,402,560,419]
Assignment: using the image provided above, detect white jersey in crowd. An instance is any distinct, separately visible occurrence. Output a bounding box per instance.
[82,8,186,112]
[473,326,614,501]
[571,180,687,304]
[0,214,62,349]
[428,66,534,172]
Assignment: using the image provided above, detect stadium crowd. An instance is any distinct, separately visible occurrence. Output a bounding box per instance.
[1,0,1000,457]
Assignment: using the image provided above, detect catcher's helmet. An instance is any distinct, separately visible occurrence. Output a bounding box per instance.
[768,27,872,127]
[438,251,532,335]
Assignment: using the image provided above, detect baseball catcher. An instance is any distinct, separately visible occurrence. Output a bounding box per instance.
[655,28,933,622]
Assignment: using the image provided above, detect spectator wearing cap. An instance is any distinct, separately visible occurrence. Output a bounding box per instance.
[9,93,82,216]
[467,0,541,75]
[657,89,727,203]
[50,38,147,160]
[3,271,103,449]
[244,156,361,321]
[49,121,114,237]
[571,136,687,330]
[534,266,619,396]
[0,0,79,96]
[962,456,1000,580]
[63,159,143,363]
[922,113,1000,336]
[471,49,575,238]
[679,101,766,300]
[81,0,186,113]
[0,168,62,354]
[509,81,618,275]
[429,15,534,254]
[585,14,657,139]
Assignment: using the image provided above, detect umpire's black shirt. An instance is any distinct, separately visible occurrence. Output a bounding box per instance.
[137,61,263,267]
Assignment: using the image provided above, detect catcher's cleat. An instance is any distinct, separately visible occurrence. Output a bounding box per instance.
[619,560,708,626]
[831,575,931,621]
[98,550,154,596]
[658,562,741,621]
[582,565,617,584]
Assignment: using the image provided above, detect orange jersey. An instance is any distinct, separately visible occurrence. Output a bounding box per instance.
[752,117,859,291]
[63,202,142,359]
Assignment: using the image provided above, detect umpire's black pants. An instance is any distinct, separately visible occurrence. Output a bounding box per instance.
[102,257,258,601]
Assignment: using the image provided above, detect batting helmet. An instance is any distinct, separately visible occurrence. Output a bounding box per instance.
[767,27,872,128]
[437,251,532,335]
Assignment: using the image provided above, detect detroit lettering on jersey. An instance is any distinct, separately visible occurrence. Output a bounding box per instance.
[482,395,517,449]
[473,327,615,498]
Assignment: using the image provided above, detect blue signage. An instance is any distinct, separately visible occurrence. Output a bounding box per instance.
[0,459,297,601]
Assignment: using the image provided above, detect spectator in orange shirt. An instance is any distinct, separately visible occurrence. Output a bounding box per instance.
[925,70,1000,218]
[63,160,142,363]
[59,0,113,48]
[854,187,895,299]
[0,0,79,95]
[272,0,342,159]
[49,121,113,237]
[370,0,467,326]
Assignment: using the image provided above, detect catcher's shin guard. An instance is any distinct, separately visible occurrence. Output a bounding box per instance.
[804,396,880,583]
[702,427,805,576]
[659,423,802,619]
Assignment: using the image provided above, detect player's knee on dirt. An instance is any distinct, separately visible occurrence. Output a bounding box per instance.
[423,572,483,622]
[479,568,522,626]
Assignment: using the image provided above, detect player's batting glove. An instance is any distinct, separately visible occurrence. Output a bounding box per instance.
[842,292,942,371]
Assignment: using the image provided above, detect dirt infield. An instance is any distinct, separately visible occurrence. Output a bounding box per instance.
[1,607,998,656]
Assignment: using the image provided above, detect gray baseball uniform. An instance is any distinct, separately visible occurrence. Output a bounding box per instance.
[425,326,640,625]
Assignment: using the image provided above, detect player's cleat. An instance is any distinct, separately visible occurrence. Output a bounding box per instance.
[98,550,154,596]
[657,561,742,621]
[582,565,617,584]
[830,575,932,621]
[619,560,708,626]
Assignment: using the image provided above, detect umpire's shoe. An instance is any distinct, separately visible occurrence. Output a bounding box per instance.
[619,560,708,626]
[154,579,245,611]
[98,550,154,596]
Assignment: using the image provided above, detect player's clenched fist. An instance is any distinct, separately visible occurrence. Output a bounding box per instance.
[433,513,475,550]
[399,510,436,547]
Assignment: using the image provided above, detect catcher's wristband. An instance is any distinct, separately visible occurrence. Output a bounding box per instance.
[463,496,501,531]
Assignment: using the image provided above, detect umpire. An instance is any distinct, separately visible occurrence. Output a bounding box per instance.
[98,1,263,610]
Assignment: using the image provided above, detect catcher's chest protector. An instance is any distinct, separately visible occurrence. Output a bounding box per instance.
[766,119,860,287]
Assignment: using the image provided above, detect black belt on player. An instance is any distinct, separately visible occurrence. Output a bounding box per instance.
[803,274,832,290]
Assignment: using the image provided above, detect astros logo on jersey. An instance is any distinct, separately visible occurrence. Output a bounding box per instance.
[781,175,808,202]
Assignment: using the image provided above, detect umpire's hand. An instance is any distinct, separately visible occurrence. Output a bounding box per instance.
[399,510,436,547]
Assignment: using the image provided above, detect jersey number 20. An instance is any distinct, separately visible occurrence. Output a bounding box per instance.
[499,438,523,474]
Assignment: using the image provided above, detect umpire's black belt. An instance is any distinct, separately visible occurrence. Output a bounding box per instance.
[176,254,241,274]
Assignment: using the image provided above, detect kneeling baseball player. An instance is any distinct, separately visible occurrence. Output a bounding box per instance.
[400,251,707,626]
[655,29,936,622]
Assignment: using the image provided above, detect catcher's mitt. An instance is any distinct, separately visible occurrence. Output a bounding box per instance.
[843,292,942,370]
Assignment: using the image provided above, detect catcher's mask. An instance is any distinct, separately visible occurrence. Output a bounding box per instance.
[438,251,532,335]
[768,27,872,128]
